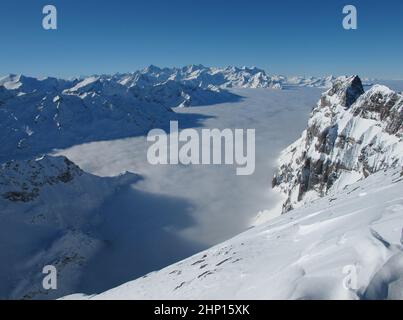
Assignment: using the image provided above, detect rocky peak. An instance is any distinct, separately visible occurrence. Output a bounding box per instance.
[0,155,83,202]
[320,75,364,109]
[272,76,403,213]
[351,85,403,136]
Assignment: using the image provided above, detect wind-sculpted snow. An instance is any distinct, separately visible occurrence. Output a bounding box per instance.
[63,169,403,300]
[272,76,403,212]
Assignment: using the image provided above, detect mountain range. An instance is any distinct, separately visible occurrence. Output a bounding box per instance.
[0,66,345,163]
[0,66,402,300]
[62,75,403,300]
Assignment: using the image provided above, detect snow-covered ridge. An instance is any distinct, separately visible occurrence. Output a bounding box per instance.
[0,155,83,202]
[0,66,339,163]
[115,65,341,90]
[0,155,139,299]
[64,168,403,300]
[116,65,279,89]
[272,75,403,212]
[0,74,175,163]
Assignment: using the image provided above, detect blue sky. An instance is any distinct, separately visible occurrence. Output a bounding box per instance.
[0,0,402,79]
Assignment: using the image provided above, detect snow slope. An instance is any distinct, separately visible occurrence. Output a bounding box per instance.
[0,155,140,299]
[64,168,403,300]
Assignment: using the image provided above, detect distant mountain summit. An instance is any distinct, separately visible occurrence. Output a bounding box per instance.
[272,75,403,212]
[113,65,337,90]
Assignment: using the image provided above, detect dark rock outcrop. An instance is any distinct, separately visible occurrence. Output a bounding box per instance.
[273,76,403,213]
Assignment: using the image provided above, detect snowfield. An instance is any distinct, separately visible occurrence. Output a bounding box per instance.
[64,168,403,300]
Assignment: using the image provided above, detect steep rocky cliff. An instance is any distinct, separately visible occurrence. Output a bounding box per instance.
[272,75,403,212]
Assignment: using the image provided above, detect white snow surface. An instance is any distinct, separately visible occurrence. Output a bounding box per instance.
[64,168,403,300]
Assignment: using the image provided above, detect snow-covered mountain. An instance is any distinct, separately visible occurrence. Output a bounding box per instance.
[0,66,340,163]
[0,74,177,162]
[0,155,139,299]
[3,67,399,301]
[64,168,403,300]
[59,76,403,301]
[116,65,340,90]
[272,75,403,212]
[0,66,278,162]
[115,65,279,89]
